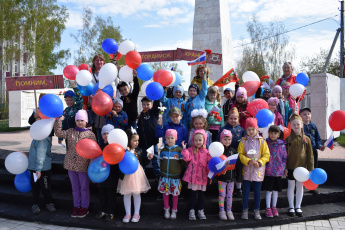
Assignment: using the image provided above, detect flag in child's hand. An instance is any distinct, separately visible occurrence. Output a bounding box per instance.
[187,52,206,66]
[212,68,239,87]
[324,133,334,150]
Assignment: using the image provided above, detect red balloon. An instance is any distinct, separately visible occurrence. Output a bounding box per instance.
[91,91,113,116]
[304,178,318,190]
[78,63,92,73]
[63,65,79,80]
[241,81,261,97]
[116,53,123,60]
[109,54,113,59]
[38,109,49,119]
[103,143,125,164]
[82,96,89,110]
[329,110,345,131]
[158,71,173,86]
[247,99,269,117]
[76,139,102,159]
[220,155,227,161]
[153,69,166,82]
[125,51,142,69]
[282,126,291,140]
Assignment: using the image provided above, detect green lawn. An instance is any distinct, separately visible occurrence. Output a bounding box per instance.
[335,134,345,147]
[0,120,29,132]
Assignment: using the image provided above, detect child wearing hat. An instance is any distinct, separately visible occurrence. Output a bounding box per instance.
[230,87,250,129]
[106,98,128,130]
[54,110,97,218]
[267,97,284,126]
[272,85,292,127]
[161,85,186,126]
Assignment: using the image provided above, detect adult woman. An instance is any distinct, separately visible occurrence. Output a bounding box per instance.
[275,62,297,86]
[191,65,214,89]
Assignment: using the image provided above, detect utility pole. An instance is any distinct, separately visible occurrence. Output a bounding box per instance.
[341,0,344,78]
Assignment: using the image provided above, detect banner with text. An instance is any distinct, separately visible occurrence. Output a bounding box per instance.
[6,75,64,91]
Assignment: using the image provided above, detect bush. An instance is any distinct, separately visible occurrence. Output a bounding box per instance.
[0,103,9,120]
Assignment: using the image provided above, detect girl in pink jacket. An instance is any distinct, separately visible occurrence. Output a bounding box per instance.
[181,129,211,221]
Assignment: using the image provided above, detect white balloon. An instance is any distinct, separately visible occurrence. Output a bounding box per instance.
[76,70,92,86]
[167,71,176,87]
[108,129,128,149]
[118,40,135,55]
[5,152,28,175]
[289,83,305,98]
[141,80,152,96]
[99,63,118,89]
[119,66,134,82]
[293,167,310,182]
[29,118,55,140]
[208,142,224,157]
[242,71,260,82]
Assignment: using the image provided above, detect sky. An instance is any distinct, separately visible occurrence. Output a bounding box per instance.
[55,0,341,88]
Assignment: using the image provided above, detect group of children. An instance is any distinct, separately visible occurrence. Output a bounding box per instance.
[26,65,325,223]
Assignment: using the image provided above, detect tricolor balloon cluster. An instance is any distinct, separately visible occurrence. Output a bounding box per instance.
[75,129,139,183]
[207,142,236,175]
[293,167,327,190]
[289,72,309,98]
[4,152,31,192]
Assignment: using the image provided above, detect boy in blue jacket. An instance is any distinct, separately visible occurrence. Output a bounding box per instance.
[106,98,128,130]
[160,85,186,126]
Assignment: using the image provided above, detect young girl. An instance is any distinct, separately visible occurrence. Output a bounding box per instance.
[217,129,240,221]
[271,85,292,127]
[181,130,211,220]
[281,81,298,113]
[187,109,212,149]
[54,110,96,218]
[267,97,284,126]
[118,129,151,223]
[230,87,250,129]
[238,117,270,220]
[158,129,184,219]
[285,114,314,217]
[161,85,186,126]
[204,86,224,141]
[106,99,128,130]
[264,125,287,218]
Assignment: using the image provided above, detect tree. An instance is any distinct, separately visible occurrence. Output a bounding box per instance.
[299,49,340,77]
[236,16,295,82]
[150,62,183,76]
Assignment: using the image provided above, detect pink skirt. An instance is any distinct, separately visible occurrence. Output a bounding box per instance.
[117,165,151,195]
[188,183,207,191]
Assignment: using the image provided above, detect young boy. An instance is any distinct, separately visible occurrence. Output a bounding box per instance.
[106,99,128,130]
[118,74,139,130]
[156,107,188,148]
[161,85,186,126]
[137,96,161,179]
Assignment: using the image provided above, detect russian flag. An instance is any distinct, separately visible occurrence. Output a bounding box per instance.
[324,133,334,150]
[187,52,206,66]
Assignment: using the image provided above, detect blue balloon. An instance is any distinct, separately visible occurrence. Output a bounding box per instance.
[173,72,182,87]
[146,82,164,100]
[92,82,114,99]
[255,109,274,128]
[14,170,31,193]
[137,64,154,81]
[296,73,309,87]
[208,157,223,173]
[119,151,139,175]
[39,94,63,118]
[78,82,94,96]
[102,38,118,54]
[310,168,327,185]
[88,156,110,183]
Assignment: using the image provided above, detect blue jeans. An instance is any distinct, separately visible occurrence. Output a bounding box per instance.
[128,120,137,130]
[243,180,262,211]
[141,145,160,178]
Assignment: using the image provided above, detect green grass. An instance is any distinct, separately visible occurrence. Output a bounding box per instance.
[335,134,345,147]
[0,120,29,132]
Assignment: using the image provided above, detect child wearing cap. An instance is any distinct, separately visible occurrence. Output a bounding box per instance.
[156,107,188,148]
[268,97,284,126]
[160,85,186,126]
[158,129,184,219]
[230,87,250,129]
[238,117,270,220]
[285,113,314,217]
[54,110,97,218]
[106,99,128,130]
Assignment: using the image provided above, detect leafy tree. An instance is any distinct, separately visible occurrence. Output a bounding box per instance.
[150,62,183,77]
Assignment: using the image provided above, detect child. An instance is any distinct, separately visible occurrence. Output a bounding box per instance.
[281,82,297,112]
[158,129,184,219]
[161,85,186,126]
[54,110,96,218]
[230,87,250,129]
[223,87,238,121]
[217,129,240,221]
[28,103,56,214]
[285,114,314,218]
[238,117,270,220]
[187,109,212,149]
[271,85,292,127]
[264,125,287,218]
[137,97,161,179]
[156,107,188,148]
[106,99,128,130]
[96,124,121,222]
[181,130,211,220]
[204,86,224,141]
[118,129,151,223]
[182,73,208,129]
[267,97,284,126]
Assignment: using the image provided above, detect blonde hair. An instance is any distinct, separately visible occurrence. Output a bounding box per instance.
[92,54,105,73]
[283,62,294,71]
[206,86,221,102]
[195,65,210,77]
[190,116,208,130]
[193,133,205,154]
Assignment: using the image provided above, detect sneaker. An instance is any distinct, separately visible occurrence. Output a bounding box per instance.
[227,211,235,220]
[197,209,206,220]
[164,208,170,219]
[95,211,106,219]
[77,208,89,218]
[254,210,262,220]
[241,210,248,220]
[171,209,177,220]
[131,214,140,223]
[122,214,131,223]
[46,203,56,213]
[272,207,279,216]
[71,207,79,218]
[189,209,196,220]
[265,208,273,218]
[31,204,40,215]
[106,214,114,222]
[219,211,227,220]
